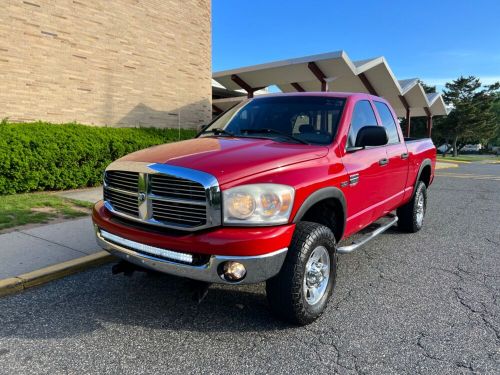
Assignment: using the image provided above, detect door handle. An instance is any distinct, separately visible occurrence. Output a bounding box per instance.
[401,152,409,160]
[379,158,389,166]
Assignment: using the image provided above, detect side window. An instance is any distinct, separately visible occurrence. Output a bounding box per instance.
[374,101,400,144]
[347,100,378,147]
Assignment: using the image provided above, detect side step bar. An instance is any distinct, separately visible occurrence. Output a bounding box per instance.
[337,214,398,254]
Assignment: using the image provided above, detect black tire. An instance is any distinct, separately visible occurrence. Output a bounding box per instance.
[266,221,337,325]
[397,181,427,233]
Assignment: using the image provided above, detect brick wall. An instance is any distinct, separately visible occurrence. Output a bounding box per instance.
[0,0,212,128]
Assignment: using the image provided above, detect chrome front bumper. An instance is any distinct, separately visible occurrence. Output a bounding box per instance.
[95,227,288,284]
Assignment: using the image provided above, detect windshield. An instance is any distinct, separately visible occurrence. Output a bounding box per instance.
[201,96,346,145]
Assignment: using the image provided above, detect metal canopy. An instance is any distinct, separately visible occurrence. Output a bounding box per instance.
[212,51,448,120]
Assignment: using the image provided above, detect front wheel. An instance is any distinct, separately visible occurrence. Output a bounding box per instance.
[397,181,427,233]
[266,222,337,325]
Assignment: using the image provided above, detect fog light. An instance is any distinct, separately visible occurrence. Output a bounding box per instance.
[223,261,246,281]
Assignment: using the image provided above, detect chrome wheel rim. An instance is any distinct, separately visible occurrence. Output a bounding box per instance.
[416,193,425,226]
[303,246,330,305]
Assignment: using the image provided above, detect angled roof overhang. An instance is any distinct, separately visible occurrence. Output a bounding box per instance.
[212,50,449,118]
[211,97,244,112]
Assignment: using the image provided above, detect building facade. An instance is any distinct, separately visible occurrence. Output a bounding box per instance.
[0,0,212,128]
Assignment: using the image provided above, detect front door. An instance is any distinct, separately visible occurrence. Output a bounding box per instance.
[341,100,389,236]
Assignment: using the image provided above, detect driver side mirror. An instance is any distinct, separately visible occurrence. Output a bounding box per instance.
[352,126,388,150]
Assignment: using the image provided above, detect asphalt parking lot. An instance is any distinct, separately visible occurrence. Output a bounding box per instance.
[0,163,499,375]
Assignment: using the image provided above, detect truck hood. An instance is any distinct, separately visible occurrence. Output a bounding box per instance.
[119,137,328,185]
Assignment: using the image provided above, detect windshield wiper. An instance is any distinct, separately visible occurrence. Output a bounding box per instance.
[241,128,309,145]
[202,128,235,137]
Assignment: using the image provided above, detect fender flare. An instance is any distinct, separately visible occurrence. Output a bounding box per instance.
[292,187,347,240]
[412,158,432,197]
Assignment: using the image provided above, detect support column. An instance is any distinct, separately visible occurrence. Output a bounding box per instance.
[291,82,305,92]
[307,62,328,92]
[212,104,223,115]
[424,107,432,138]
[406,108,411,138]
[358,73,378,96]
[399,95,411,137]
[230,74,264,98]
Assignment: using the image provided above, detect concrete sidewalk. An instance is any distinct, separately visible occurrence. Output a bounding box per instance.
[0,217,101,279]
[0,186,105,280]
[56,186,102,203]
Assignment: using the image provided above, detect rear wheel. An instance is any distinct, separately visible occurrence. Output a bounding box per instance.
[266,222,337,325]
[397,181,427,233]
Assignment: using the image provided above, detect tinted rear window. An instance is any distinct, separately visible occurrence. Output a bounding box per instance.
[374,101,400,144]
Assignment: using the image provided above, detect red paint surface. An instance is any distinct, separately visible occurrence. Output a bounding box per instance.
[93,202,296,257]
[94,92,436,255]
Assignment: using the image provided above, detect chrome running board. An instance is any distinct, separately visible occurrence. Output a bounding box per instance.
[337,214,398,254]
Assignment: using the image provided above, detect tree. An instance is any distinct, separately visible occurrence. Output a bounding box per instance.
[418,80,436,94]
[435,76,499,156]
[489,93,500,146]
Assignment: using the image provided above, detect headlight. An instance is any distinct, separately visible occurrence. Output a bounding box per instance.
[223,184,294,225]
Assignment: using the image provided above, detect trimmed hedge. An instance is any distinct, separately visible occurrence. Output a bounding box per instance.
[0,122,196,195]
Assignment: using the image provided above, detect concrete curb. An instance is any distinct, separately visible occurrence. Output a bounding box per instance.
[436,158,471,164]
[0,251,113,297]
[435,162,458,170]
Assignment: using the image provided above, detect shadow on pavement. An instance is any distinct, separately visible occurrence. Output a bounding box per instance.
[0,267,295,339]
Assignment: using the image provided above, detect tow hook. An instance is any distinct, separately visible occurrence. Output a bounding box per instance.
[187,280,212,304]
[111,261,211,303]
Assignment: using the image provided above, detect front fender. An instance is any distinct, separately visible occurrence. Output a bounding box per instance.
[292,187,347,239]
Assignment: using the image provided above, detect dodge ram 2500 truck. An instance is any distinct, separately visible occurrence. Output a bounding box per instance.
[93,92,435,325]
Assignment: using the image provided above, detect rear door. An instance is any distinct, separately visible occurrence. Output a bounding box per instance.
[341,99,389,235]
[373,100,409,213]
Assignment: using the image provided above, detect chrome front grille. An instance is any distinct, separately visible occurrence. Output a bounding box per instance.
[103,187,139,217]
[151,200,207,226]
[103,162,221,231]
[150,175,206,201]
[104,171,139,192]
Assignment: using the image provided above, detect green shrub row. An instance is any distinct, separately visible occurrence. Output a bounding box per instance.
[0,122,196,195]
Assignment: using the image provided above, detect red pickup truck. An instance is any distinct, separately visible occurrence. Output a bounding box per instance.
[93,92,435,325]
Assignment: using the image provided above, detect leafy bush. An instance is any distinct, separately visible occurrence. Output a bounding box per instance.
[0,122,196,194]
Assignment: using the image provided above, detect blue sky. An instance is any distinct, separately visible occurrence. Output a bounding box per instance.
[212,0,500,92]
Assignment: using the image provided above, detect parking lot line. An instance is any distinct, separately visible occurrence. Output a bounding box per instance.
[435,173,500,181]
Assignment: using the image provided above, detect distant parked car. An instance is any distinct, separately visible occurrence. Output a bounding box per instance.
[461,144,482,154]
[437,143,452,154]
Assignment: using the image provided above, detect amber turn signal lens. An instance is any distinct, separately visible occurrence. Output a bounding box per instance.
[260,192,281,216]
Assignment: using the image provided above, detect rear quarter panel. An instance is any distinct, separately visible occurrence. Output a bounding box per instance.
[403,138,436,203]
